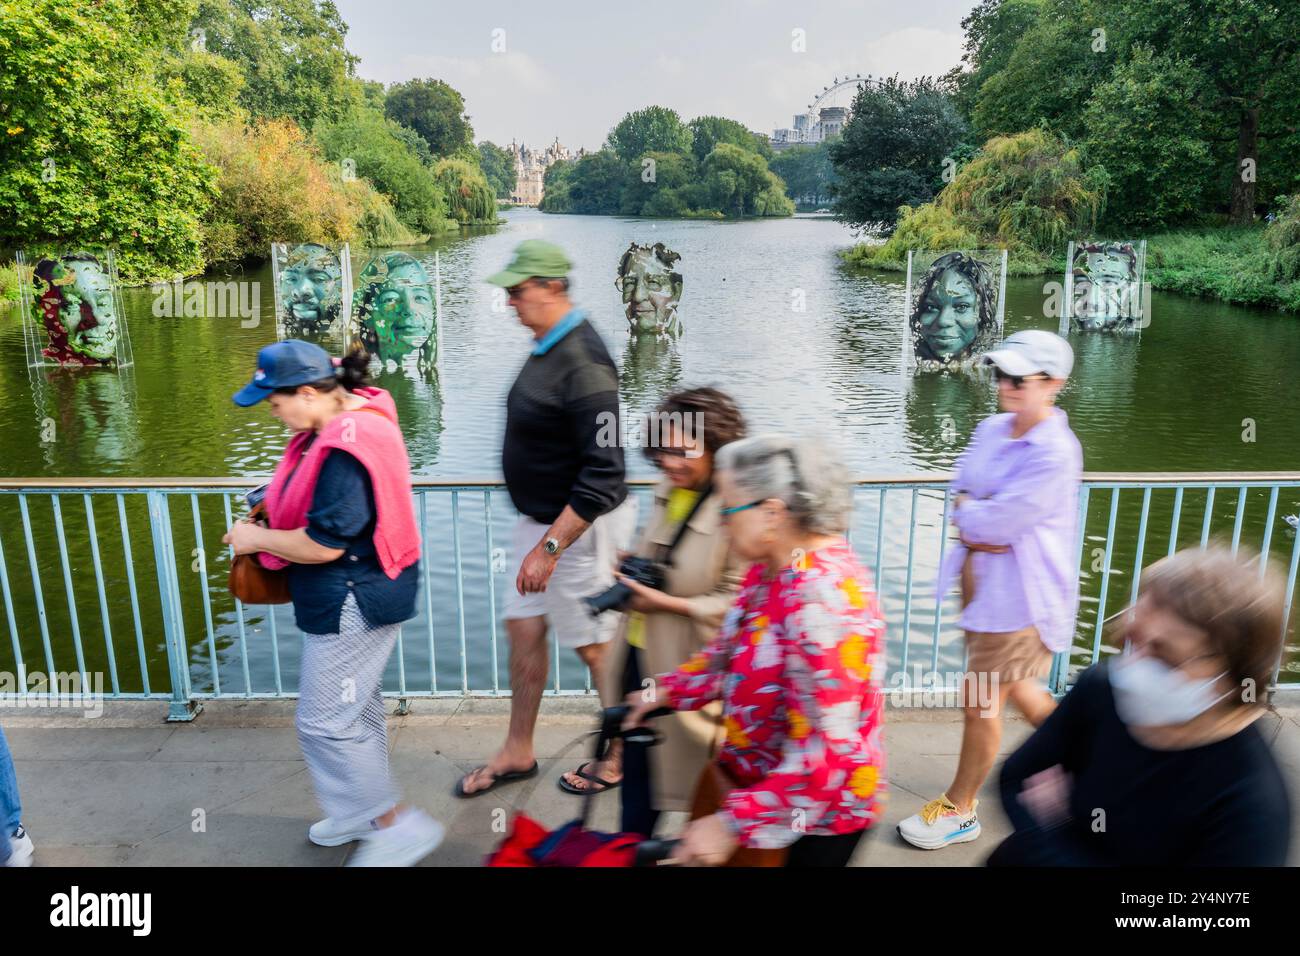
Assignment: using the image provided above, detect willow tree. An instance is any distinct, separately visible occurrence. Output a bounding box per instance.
[433,158,497,223]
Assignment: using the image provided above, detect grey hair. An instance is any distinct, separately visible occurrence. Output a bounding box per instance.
[716,433,853,535]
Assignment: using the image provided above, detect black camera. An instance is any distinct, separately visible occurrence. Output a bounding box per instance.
[583,556,667,616]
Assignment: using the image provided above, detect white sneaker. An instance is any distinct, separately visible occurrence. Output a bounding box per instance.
[309,816,376,847]
[346,809,444,867]
[897,795,981,850]
[5,825,34,867]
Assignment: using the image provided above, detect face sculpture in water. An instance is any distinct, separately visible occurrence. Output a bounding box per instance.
[33,254,119,366]
[278,243,343,336]
[354,252,436,366]
[910,252,998,368]
[616,243,682,337]
[1072,242,1139,331]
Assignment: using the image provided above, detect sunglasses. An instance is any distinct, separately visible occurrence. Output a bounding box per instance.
[993,368,1050,389]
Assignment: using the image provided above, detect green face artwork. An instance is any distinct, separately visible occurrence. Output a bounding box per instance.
[36,255,119,365]
[1074,244,1137,329]
[616,244,682,336]
[278,243,343,335]
[916,267,979,360]
[909,251,998,369]
[354,253,436,365]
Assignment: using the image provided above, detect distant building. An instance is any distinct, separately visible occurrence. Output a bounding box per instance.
[507,138,581,206]
[817,107,848,140]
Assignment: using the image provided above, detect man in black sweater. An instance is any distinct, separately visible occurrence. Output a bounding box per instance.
[457,240,636,798]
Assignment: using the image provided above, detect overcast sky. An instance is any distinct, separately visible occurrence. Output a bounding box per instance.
[333,0,976,151]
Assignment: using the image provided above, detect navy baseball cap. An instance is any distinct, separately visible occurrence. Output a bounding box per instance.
[232,340,336,407]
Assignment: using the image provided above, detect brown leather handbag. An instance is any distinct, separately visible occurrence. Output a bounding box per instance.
[228,502,291,605]
[687,761,789,867]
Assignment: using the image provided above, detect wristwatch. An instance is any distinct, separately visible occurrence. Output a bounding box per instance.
[543,537,562,556]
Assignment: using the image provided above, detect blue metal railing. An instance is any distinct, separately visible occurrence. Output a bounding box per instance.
[0,474,1297,720]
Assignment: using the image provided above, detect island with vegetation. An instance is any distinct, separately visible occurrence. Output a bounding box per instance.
[828,0,1300,312]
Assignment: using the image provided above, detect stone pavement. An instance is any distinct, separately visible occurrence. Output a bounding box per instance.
[4,698,1299,866]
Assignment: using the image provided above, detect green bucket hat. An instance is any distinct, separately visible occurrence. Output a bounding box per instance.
[486,239,572,287]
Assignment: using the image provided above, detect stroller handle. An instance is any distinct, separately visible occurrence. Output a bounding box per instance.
[633,838,681,866]
[601,704,674,746]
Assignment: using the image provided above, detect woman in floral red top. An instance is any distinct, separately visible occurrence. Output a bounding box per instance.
[623,434,887,866]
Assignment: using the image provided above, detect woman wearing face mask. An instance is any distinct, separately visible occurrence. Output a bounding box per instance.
[988,546,1292,866]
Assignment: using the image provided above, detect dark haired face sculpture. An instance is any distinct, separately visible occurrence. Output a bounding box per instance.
[616,244,682,336]
[909,252,998,369]
[1073,243,1138,331]
[278,243,343,335]
[36,256,119,366]
[354,254,436,365]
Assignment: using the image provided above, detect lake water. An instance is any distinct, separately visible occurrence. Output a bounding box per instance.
[2,207,1298,696]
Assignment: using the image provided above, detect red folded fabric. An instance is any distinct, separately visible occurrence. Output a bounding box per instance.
[258,387,420,579]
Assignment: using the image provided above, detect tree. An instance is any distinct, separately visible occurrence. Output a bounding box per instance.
[770,142,838,206]
[477,141,518,199]
[943,0,1049,119]
[432,158,497,223]
[1114,0,1300,225]
[315,105,449,231]
[865,129,1107,265]
[384,78,474,157]
[619,151,696,216]
[606,106,692,162]
[540,150,625,214]
[701,143,794,217]
[1080,45,1215,229]
[829,77,968,231]
[688,115,772,163]
[0,0,217,280]
[191,116,361,261]
[190,0,357,130]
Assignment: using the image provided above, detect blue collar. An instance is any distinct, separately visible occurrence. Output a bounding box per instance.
[533,309,586,356]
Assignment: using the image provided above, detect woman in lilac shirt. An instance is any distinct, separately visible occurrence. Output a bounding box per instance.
[898,330,1083,851]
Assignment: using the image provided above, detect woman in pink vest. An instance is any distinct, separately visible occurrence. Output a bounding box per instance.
[224,340,441,866]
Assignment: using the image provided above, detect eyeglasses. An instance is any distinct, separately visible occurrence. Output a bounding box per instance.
[720,500,765,518]
[993,368,1050,389]
[506,279,542,299]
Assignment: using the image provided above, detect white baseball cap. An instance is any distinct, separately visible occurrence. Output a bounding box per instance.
[981,330,1074,380]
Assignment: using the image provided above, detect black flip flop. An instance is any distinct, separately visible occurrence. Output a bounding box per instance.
[453,761,539,798]
[557,761,623,795]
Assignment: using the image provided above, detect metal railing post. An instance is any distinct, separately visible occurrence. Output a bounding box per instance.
[147,490,201,722]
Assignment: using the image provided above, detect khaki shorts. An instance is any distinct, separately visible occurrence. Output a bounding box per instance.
[965,626,1052,686]
[960,551,1049,690]
[503,498,638,649]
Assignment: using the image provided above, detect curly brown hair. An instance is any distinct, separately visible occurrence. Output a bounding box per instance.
[642,386,746,462]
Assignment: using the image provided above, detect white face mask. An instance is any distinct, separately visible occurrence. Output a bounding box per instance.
[1109,651,1231,728]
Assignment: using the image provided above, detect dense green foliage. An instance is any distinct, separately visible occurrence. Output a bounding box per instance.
[770,142,837,208]
[606,107,693,162]
[951,0,1300,227]
[829,77,969,231]
[836,0,1300,312]
[845,130,1106,272]
[433,158,498,223]
[541,106,792,219]
[315,104,452,233]
[384,79,475,159]
[0,0,500,283]
[0,0,217,281]
[477,141,518,200]
[192,0,357,130]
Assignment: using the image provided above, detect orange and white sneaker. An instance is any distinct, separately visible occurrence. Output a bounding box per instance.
[897,794,981,849]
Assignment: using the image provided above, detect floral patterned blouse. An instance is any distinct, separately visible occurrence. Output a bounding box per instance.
[659,538,887,850]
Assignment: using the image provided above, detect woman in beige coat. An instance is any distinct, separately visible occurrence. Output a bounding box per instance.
[558,388,746,837]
